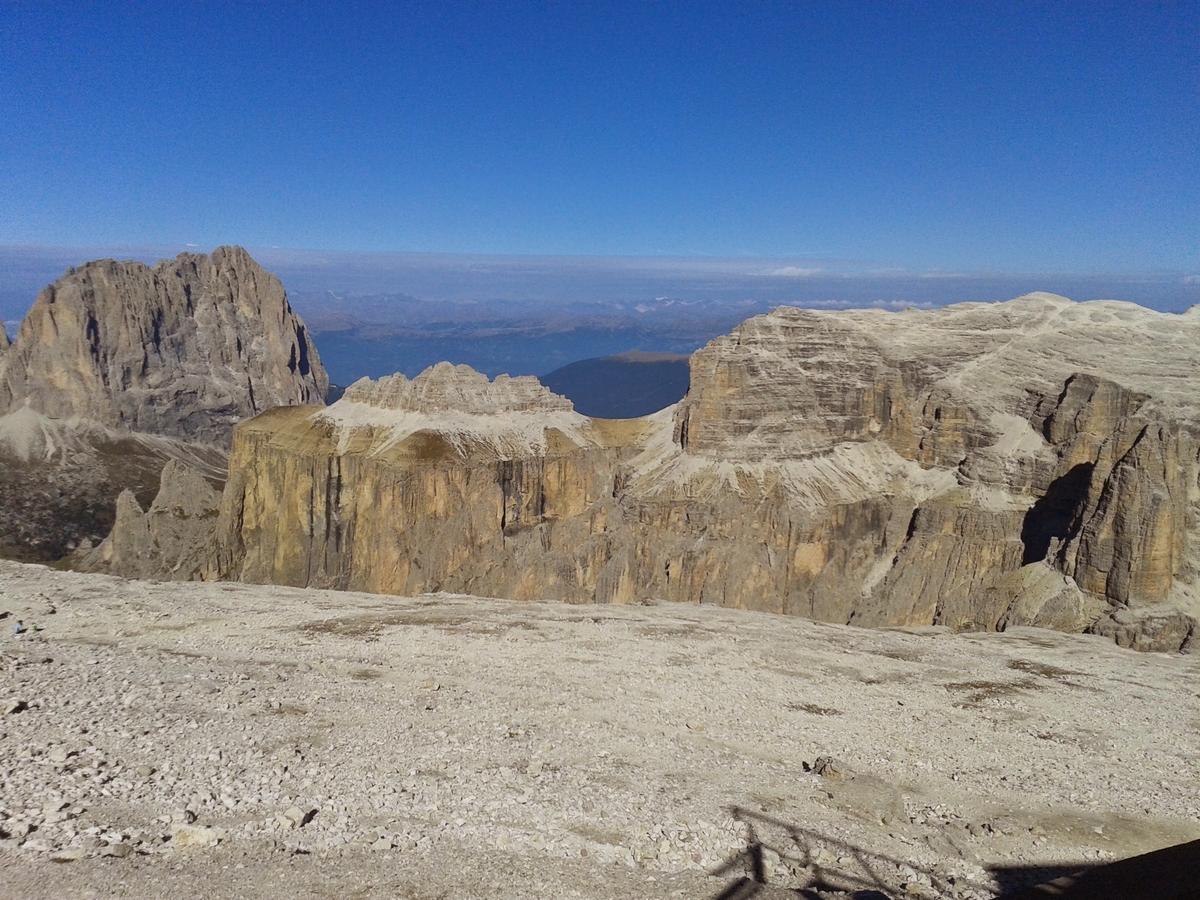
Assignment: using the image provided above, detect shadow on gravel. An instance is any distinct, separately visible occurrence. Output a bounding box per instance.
[709,806,957,898]
[995,837,1200,899]
[710,806,1200,899]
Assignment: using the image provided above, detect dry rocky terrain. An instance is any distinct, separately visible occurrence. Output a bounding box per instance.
[2,561,1197,898]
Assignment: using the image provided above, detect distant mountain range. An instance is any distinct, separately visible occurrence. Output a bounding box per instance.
[540,351,690,418]
[286,291,761,385]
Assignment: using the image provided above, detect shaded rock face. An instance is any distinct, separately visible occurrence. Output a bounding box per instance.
[0,408,226,561]
[78,460,221,579]
[0,245,328,444]
[103,296,1200,651]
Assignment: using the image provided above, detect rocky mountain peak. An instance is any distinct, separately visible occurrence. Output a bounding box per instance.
[341,363,574,415]
[0,245,328,444]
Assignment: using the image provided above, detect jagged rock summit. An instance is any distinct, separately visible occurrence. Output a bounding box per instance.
[0,245,328,444]
[317,363,588,459]
[95,294,1200,651]
[341,362,574,415]
[0,246,327,560]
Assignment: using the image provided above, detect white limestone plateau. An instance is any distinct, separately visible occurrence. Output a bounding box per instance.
[1,561,1197,898]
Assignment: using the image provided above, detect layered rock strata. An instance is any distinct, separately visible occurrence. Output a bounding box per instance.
[102,295,1200,651]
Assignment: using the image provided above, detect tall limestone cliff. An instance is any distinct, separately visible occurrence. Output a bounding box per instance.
[0,246,328,560]
[0,245,328,444]
[101,295,1200,651]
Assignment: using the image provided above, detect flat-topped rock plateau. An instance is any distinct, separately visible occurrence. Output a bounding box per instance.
[1,561,1198,898]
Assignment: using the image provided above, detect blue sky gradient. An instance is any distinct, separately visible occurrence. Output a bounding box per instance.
[1,1,1197,274]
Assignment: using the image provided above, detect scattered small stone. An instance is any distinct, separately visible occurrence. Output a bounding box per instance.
[282,805,316,829]
[42,799,72,824]
[170,824,220,849]
[807,756,844,780]
[49,848,86,862]
[3,699,27,715]
[101,842,133,858]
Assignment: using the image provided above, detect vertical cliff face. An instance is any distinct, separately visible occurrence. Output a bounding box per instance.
[675,311,922,459]
[206,365,632,600]
[1063,422,1188,605]
[0,245,328,444]
[101,296,1200,651]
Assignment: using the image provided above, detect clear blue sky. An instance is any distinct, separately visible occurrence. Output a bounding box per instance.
[1,1,1196,274]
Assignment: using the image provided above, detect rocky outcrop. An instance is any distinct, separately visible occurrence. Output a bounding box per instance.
[77,460,220,579]
[0,247,327,561]
[341,364,573,414]
[204,364,612,598]
[0,407,226,560]
[0,246,327,444]
[102,295,1200,651]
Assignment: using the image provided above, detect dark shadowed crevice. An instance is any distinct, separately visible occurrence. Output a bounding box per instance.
[1020,462,1094,564]
[295,325,312,376]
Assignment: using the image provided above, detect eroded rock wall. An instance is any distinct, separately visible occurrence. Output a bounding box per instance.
[102,297,1200,651]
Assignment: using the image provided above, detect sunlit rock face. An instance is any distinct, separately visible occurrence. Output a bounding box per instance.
[0,246,326,561]
[101,295,1200,651]
[341,363,573,415]
[0,245,328,444]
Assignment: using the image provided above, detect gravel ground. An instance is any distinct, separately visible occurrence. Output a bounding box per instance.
[1,561,1197,898]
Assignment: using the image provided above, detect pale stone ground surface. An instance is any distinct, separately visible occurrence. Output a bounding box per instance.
[1,561,1197,899]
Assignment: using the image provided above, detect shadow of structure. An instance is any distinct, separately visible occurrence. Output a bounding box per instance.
[709,806,1200,899]
[997,837,1200,899]
[709,806,969,898]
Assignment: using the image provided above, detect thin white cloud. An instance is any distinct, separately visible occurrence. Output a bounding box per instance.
[763,266,822,278]
[1182,274,1200,285]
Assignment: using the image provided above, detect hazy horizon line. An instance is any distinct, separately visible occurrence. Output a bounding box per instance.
[1,241,1196,284]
